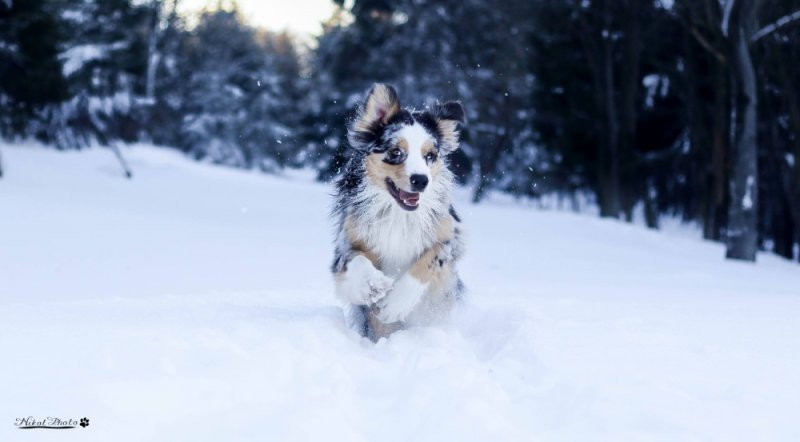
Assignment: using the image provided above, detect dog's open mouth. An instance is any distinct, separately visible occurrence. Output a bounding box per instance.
[385,178,420,211]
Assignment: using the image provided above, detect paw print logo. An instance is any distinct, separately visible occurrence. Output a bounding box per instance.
[79,417,89,428]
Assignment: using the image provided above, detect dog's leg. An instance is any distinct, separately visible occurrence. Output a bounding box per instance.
[334,254,394,306]
[375,243,453,324]
[365,307,405,341]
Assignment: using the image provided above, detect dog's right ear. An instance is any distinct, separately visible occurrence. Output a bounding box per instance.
[428,100,466,154]
[349,84,400,148]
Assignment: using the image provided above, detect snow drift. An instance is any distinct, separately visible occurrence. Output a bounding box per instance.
[1,143,799,441]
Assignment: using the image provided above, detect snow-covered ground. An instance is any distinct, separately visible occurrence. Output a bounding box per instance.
[1,143,799,441]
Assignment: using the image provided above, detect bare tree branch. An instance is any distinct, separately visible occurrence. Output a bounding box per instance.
[751,9,800,42]
[689,24,728,63]
[674,8,727,63]
[721,0,735,37]
[110,143,133,179]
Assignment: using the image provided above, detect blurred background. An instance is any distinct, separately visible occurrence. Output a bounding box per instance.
[1,0,798,264]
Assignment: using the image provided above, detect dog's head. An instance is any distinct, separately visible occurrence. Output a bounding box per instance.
[348,83,465,211]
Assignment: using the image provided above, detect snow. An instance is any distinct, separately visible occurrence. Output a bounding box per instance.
[0,41,18,53]
[751,10,800,42]
[61,44,106,76]
[721,0,734,37]
[743,175,754,210]
[61,43,127,77]
[2,142,800,441]
[643,75,671,109]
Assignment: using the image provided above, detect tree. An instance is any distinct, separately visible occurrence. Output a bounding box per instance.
[675,0,731,240]
[41,0,150,148]
[141,0,186,148]
[172,7,304,170]
[309,0,532,194]
[0,0,68,140]
[724,0,761,261]
[754,0,800,261]
[530,0,682,223]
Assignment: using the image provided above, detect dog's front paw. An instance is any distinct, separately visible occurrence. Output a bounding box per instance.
[336,255,393,305]
[365,270,393,303]
[375,274,428,323]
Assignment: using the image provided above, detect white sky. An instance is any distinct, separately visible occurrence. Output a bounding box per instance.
[178,0,339,35]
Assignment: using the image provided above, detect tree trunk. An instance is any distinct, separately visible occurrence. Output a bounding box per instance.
[145,0,161,103]
[725,0,760,262]
[472,130,508,203]
[577,1,622,217]
[767,119,795,259]
[710,56,730,241]
[643,173,659,228]
[579,31,613,216]
[772,41,800,261]
[680,0,730,240]
[682,20,714,237]
[619,0,641,221]
[601,4,621,218]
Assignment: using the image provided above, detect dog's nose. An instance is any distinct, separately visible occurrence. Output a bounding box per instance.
[409,174,429,192]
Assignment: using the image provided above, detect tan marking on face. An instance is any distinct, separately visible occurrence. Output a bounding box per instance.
[420,139,435,155]
[365,136,441,191]
[365,144,410,189]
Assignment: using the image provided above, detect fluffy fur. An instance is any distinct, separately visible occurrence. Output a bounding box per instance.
[331,83,466,341]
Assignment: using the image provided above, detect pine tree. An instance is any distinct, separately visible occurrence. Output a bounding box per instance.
[308,0,532,191]
[41,0,150,148]
[725,0,761,262]
[173,7,304,169]
[0,0,68,140]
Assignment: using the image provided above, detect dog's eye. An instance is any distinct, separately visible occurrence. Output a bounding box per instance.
[387,148,403,160]
[425,151,437,162]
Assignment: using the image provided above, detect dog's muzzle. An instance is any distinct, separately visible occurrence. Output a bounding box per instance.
[386,178,420,211]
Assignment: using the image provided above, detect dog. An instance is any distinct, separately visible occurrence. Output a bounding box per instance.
[331,83,466,340]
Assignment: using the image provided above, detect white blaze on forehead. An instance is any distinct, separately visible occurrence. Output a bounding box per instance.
[397,123,433,178]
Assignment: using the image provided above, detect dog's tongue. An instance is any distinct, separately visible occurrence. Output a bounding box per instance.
[404,196,419,207]
[398,188,420,207]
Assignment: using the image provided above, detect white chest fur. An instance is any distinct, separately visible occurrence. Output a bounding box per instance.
[350,169,452,278]
[351,197,443,278]
[362,206,438,277]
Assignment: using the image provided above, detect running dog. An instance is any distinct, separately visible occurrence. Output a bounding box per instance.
[331,83,466,340]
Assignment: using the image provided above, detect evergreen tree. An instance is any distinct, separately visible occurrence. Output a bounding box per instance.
[37,0,150,148]
[171,7,304,169]
[307,0,533,191]
[2,0,799,263]
[0,0,68,140]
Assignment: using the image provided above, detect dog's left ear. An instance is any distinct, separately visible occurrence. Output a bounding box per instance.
[349,83,401,150]
[429,100,466,154]
[352,84,400,131]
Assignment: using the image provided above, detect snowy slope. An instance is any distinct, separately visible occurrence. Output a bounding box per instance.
[1,142,799,441]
